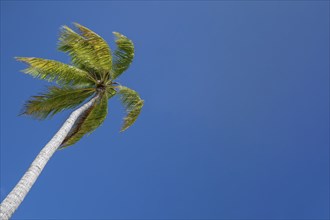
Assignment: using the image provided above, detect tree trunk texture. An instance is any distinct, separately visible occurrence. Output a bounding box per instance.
[0,95,99,220]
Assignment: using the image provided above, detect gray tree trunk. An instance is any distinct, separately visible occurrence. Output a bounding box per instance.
[0,95,99,220]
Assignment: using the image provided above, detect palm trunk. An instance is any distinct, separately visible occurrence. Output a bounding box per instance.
[0,95,99,220]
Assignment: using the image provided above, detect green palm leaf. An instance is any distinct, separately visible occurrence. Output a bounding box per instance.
[16,57,95,85]
[117,86,144,132]
[58,23,112,79]
[60,93,108,148]
[106,87,117,99]
[23,86,95,119]
[111,32,134,79]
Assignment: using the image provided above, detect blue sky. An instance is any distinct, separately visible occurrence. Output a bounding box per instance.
[1,1,329,219]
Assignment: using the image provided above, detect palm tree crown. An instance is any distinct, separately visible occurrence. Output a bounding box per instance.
[16,23,144,148]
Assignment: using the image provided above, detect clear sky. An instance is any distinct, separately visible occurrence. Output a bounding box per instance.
[1,1,329,219]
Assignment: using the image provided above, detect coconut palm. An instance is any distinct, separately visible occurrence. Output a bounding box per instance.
[0,23,143,219]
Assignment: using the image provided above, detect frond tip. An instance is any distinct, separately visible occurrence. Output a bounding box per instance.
[117,86,144,132]
[111,32,134,79]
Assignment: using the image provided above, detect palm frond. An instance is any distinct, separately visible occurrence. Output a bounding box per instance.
[16,57,95,85]
[58,24,112,78]
[23,86,95,119]
[117,86,144,132]
[111,32,134,79]
[60,93,108,148]
[106,87,116,99]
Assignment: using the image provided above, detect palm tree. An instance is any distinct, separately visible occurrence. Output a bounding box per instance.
[0,23,143,219]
